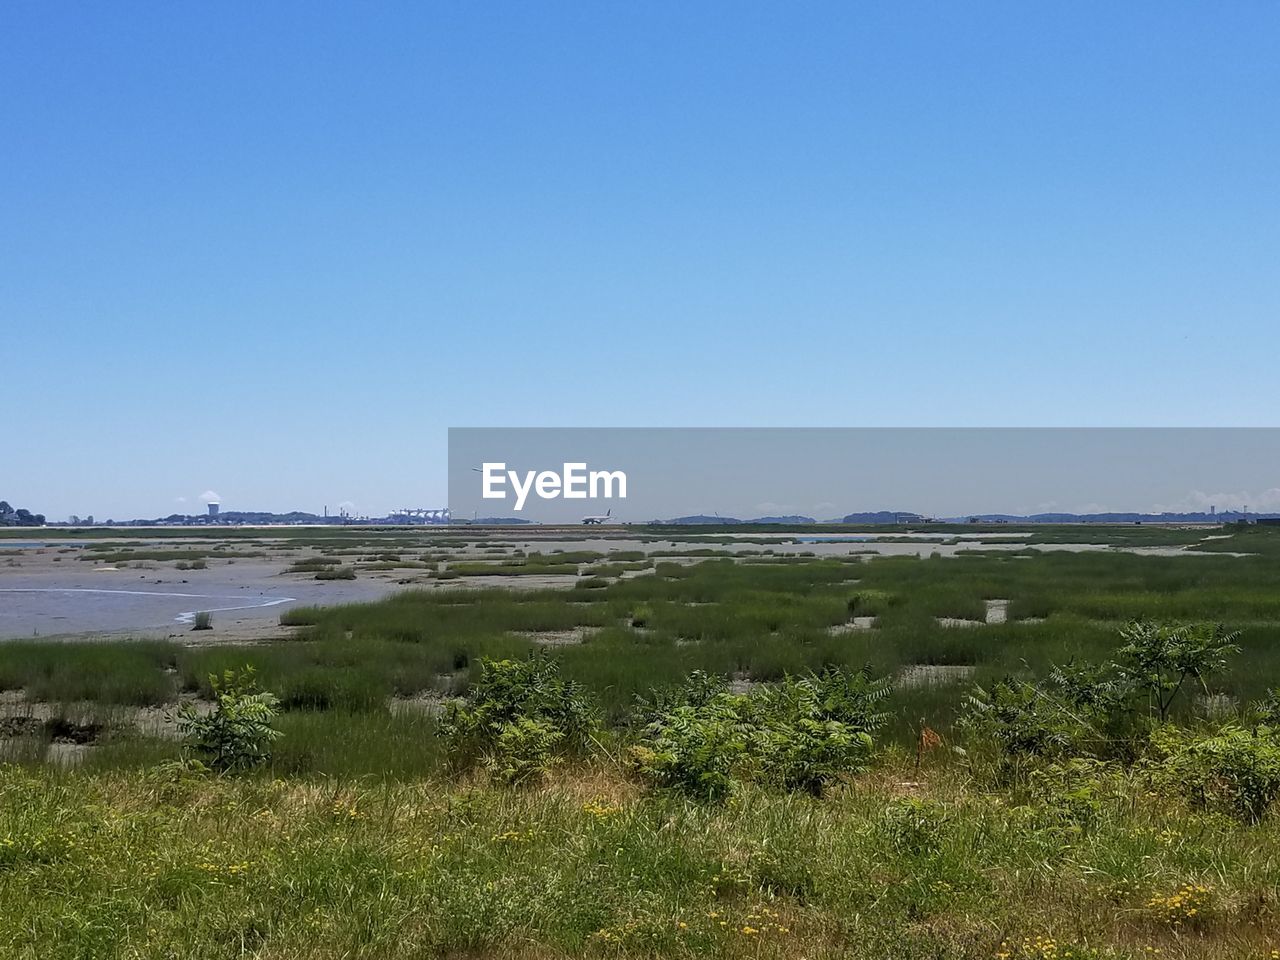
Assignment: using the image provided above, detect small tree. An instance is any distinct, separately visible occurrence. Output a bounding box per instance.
[1115,621,1239,723]
[178,666,281,772]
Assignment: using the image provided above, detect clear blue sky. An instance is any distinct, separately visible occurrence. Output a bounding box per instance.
[3,2,1277,519]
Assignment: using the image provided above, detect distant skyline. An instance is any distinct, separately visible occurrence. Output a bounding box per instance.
[446,429,1280,526]
[4,3,1279,520]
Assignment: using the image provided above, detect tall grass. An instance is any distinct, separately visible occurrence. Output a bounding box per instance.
[0,640,178,705]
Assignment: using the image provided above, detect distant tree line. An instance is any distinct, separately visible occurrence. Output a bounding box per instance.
[0,500,45,526]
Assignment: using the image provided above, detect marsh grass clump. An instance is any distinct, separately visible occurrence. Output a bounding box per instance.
[81,549,260,563]
[589,561,651,577]
[448,561,579,576]
[0,640,179,705]
[629,603,653,628]
[288,557,343,573]
[191,611,213,630]
[314,566,356,580]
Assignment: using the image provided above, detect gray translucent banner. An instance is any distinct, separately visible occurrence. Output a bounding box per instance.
[447,428,1280,524]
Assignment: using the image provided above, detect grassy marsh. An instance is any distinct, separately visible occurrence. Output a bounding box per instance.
[3,524,1280,958]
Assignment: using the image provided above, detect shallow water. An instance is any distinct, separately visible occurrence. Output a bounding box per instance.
[0,560,398,640]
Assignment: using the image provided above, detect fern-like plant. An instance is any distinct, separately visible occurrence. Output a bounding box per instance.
[177,666,281,773]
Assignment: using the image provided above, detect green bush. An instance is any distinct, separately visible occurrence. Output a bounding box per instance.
[756,669,891,794]
[1253,688,1280,726]
[628,675,752,800]
[878,796,948,856]
[629,667,889,800]
[177,667,282,773]
[1149,724,1280,823]
[961,672,1107,778]
[485,716,566,784]
[961,621,1239,777]
[439,655,596,784]
[192,611,213,631]
[1025,758,1127,828]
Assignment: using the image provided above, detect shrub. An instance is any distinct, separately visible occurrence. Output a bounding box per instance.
[177,667,282,772]
[1148,724,1280,823]
[192,611,213,631]
[878,796,948,856]
[754,668,891,794]
[961,676,1090,776]
[439,655,596,784]
[485,717,566,784]
[1025,758,1127,827]
[627,676,753,801]
[629,667,889,800]
[1254,688,1280,726]
[961,621,1239,777]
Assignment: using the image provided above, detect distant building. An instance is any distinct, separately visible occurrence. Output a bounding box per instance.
[207,502,219,517]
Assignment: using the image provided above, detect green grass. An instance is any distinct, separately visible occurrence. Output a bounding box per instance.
[446,562,581,576]
[2,760,1279,959]
[0,640,179,705]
